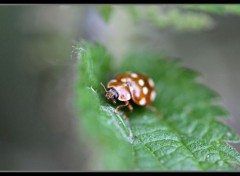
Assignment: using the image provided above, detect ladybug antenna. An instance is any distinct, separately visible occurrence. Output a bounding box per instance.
[100,82,108,92]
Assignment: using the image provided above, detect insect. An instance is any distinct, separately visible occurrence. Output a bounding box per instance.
[101,72,159,119]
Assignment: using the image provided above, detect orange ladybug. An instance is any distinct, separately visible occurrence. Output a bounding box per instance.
[101,72,159,119]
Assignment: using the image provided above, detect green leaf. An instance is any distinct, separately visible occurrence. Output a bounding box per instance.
[178,5,240,15]
[73,41,133,170]
[143,6,212,31]
[97,5,213,31]
[97,5,113,22]
[74,41,240,171]
[97,5,240,31]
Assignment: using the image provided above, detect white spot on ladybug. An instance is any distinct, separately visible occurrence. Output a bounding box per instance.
[148,78,155,87]
[138,79,144,86]
[121,78,127,82]
[139,97,146,105]
[143,87,149,95]
[131,73,138,78]
[110,79,117,83]
[150,90,156,101]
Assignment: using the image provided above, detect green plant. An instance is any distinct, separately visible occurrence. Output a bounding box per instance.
[74,41,240,171]
[97,5,240,31]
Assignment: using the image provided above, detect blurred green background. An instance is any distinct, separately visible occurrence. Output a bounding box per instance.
[0,5,240,170]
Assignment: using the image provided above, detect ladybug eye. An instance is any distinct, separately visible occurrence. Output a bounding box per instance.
[113,92,119,99]
[107,87,119,99]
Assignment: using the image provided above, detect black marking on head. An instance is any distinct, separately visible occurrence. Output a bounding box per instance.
[107,87,119,99]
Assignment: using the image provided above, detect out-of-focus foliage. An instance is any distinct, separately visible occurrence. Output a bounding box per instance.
[98,5,113,22]
[179,5,240,15]
[74,41,240,171]
[98,5,240,31]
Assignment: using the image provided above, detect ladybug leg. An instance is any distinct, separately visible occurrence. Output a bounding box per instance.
[124,103,133,119]
[115,101,129,114]
[146,105,161,118]
[115,101,133,119]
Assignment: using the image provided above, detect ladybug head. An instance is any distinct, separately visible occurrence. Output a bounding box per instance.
[100,83,119,103]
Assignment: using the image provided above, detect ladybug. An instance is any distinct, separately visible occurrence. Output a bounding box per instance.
[101,72,159,119]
